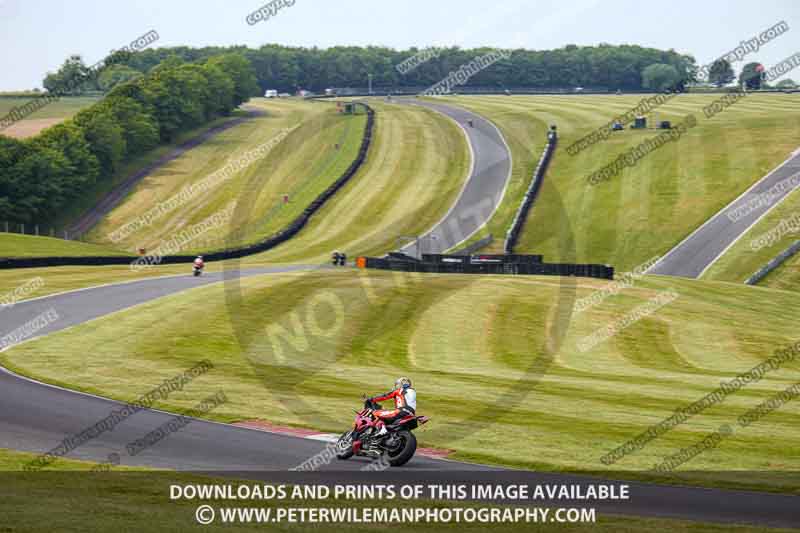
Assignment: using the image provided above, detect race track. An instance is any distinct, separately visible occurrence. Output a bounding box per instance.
[648,149,800,278]
[1,103,799,528]
[397,99,512,255]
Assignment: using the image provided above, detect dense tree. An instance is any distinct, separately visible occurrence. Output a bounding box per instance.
[2,52,250,225]
[91,43,696,93]
[142,60,209,140]
[0,137,31,221]
[642,63,681,91]
[73,105,126,174]
[739,62,765,90]
[708,59,735,87]
[97,64,142,92]
[199,63,236,118]
[206,54,259,106]
[776,79,797,88]
[33,123,100,204]
[103,95,160,156]
[43,55,94,95]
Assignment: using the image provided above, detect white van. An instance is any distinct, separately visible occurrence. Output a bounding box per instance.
[264,89,278,98]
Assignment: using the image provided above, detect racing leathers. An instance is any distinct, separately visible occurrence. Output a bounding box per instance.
[371,387,416,433]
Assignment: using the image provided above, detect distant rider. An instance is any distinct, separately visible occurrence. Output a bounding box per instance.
[194,255,205,271]
[370,377,416,436]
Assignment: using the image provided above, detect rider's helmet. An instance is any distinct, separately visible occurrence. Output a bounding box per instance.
[395,377,412,390]
[197,256,203,260]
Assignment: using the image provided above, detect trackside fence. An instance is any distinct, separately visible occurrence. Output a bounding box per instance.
[745,239,800,285]
[505,128,557,254]
[359,253,614,280]
[0,104,375,269]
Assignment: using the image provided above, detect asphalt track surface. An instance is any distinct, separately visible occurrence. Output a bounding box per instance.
[1,105,799,528]
[648,149,800,278]
[396,99,512,256]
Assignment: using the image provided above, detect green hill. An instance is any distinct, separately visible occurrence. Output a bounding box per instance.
[0,233,128,259]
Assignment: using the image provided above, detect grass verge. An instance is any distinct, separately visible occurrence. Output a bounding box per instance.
[0,233,129,258]
[434,94,800,270]
[3,269,799,493]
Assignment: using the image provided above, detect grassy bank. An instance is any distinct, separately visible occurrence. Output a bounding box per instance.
[238,100,470,265]
[435,94,800,270]
[89,98,367,255]
[0,233,129,259]
[3,269,799,492]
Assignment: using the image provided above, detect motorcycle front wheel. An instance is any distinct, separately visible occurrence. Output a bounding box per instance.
[335,431,354,460]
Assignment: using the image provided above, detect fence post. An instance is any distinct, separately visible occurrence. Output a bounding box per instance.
[64,230,69,240]
[21,223,24,235]
[35,225,39,236]
[3,221,7,233]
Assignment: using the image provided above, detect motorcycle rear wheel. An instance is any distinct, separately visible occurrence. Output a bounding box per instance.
[385,430,416,466]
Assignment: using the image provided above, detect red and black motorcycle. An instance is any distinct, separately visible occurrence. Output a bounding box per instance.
[335,397,429,467]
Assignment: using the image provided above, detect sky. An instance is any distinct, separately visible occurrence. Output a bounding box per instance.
[0,0,798,91]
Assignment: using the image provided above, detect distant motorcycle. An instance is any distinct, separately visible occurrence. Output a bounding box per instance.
[335,397,429,467]
[193,256,205,277]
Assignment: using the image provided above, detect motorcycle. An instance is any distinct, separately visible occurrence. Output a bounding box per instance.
[193,265,204,277]
[335,397,429,467]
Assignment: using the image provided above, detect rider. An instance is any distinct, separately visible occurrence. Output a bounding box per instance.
[193,255,205,270]
[370,377,416,436]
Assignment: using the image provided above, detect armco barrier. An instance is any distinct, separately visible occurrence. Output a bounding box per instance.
[745,239,800,285]
[0,103,375,270]
[505,128,557,254]
[422,253,542,265]
[360,254,613,280]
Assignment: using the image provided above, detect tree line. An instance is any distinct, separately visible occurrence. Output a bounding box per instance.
[41,43,799,98]
[54,43,696,93]
[1,53,258,225]
[43,43,798,96]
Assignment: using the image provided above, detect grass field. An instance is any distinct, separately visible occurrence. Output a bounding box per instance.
[89,99,367,255]
[1,453,783,533]
[0,98,469,300]
[4,269,799,492]
[0,95,100,138]
[434,94,800,271]
[49,113,251,233]
[0,233,130,258]
[236,100,470,264]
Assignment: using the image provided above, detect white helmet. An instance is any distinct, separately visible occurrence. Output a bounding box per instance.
[395,377,412,389]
